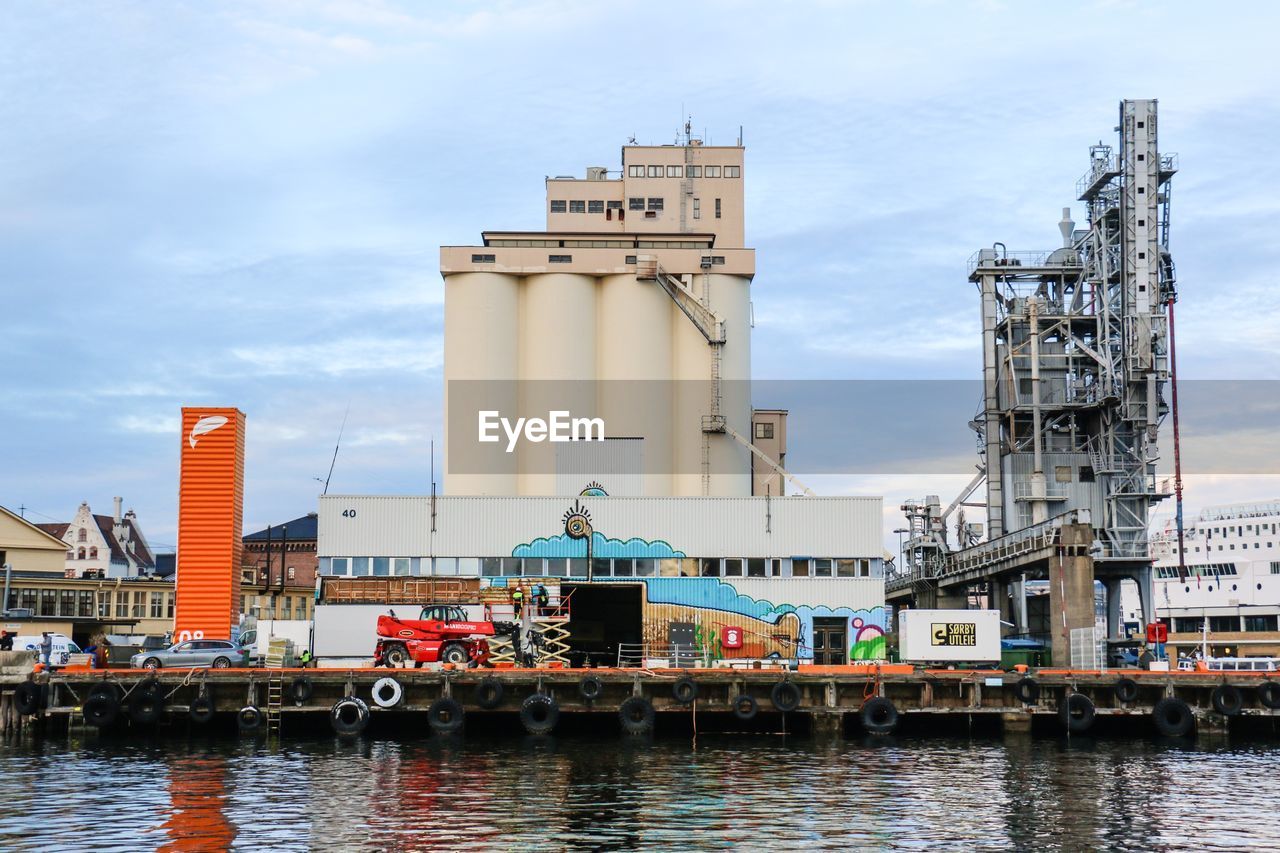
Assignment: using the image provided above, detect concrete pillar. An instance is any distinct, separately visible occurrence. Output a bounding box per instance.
[918,585,971,611]
[1048,523,1097,668]
[1104,578,1124,641]
[1012,575,1029,634]
[1133,566,1155,627]
[989,578,1008,630]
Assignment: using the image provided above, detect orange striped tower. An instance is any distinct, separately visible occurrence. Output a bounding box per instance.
[174,407,246,642]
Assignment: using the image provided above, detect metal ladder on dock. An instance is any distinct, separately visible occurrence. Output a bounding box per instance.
[265,673,283,735]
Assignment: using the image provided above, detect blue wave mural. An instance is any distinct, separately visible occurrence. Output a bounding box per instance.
[512,531,685,560]
[644,578,795,622]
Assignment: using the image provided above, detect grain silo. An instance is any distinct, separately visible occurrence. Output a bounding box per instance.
[441,130,758,497]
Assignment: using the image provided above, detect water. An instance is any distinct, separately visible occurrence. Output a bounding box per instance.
[1,731,1277,850]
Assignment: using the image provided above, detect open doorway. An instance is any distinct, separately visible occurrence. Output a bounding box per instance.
[562,582,642,667]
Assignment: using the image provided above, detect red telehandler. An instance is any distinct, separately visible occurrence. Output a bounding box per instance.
[372,604,513,668]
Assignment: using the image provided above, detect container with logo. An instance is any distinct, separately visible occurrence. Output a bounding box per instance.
[898,609,1001,664]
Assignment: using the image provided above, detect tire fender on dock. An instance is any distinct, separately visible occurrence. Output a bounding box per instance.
[1014,677,1040,705]
[290,677,314,706]
[83,693,119,728]
[1058,692,1096,733]
[1257,681,1280,710]
[672,677,698,705]
[771,681,801,713]
[330,697,370,737]
[427,697,465,735]
[128,686,165,725]
[371,677,404,709]
[731,694,758,721]
[579,675,604,702]
[520,694,560,735]
[1152,697,1194,737]
[14,681,42,716]
[860,697,898,735]
[190,690,216,724]
[618,696,655,734]
[237,706,263,733]
[88,682,124,704]
[476,677,504,710]
[1112,678,1139,704]
[1211,684,1243,716]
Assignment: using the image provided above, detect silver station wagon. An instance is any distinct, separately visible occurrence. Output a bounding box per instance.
[130,639,249,670]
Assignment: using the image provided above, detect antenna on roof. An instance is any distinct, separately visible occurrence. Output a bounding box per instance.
[321,403,350,495]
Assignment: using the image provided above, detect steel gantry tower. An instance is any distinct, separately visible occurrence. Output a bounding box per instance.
[889,100,1179,654]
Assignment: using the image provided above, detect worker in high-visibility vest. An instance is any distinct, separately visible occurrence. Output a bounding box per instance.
[512,587,525,620]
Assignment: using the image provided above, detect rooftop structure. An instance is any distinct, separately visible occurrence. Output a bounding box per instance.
[441,128,762,497]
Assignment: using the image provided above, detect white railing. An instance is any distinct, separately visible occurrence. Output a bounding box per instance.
[616,643,707,669]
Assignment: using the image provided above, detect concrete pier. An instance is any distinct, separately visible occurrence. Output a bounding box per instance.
[4,665,1279,740]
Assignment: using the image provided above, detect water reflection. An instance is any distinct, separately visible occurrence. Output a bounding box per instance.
[160,755,233,852]
[1,731,1277,851]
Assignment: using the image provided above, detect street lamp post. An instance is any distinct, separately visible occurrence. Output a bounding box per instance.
[893,528,909,576]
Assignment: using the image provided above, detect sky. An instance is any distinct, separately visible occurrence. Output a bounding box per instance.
[3,0,1279,551]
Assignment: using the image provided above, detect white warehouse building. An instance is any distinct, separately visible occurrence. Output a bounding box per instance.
[317,494,886,664]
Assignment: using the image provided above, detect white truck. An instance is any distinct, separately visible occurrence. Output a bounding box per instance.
[898,609,1001,664]
[11,633,81,668]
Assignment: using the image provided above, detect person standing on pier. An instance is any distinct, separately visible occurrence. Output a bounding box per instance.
[38,633,52,667]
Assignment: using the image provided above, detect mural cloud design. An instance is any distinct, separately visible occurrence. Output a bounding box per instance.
[513,532,685,559]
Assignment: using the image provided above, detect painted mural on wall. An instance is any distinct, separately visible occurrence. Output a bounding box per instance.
[511,500,686,560]
[502,498,887,661]
[642,578,887,661]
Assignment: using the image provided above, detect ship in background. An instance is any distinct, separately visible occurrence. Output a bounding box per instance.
[1120,499,1280,657]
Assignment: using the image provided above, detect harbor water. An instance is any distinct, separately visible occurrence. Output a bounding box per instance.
[1,732,1277,850]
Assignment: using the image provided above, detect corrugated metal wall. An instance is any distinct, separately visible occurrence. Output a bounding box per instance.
[318,495,882,560]
[1003,451,1104,529]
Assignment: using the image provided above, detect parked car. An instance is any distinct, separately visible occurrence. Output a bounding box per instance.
[130,639,249,670]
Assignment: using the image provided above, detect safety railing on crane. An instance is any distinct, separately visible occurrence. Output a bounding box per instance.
[967,249,1082,275]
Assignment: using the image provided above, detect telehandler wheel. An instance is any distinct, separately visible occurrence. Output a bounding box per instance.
[382,643,410,667]
[440,643,470,666]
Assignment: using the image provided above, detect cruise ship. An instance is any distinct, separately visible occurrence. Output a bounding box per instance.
[1145,500,1280,657]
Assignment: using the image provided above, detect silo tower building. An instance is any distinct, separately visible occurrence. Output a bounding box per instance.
[441,132,758,497]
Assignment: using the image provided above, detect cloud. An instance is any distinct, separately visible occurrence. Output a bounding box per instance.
[5,1,1280,546]
[116,414,181,435]
[228,336,441,377]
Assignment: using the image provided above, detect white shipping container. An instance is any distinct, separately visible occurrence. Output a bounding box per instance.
[898,609,1001,663]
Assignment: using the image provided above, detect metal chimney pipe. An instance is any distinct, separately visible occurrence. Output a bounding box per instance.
[1059,207,1075,248]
